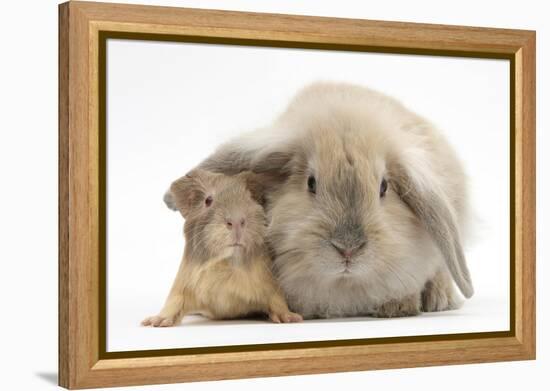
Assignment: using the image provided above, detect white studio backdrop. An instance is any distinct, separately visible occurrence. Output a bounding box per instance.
[106,39,510,352]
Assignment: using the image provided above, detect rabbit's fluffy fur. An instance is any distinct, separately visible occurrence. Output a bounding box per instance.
[195,82,473,319]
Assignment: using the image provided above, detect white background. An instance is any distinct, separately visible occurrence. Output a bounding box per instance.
[107,40,510,352]
[0,0,546,390]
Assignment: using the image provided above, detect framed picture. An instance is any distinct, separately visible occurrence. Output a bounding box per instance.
[58,1,536,389]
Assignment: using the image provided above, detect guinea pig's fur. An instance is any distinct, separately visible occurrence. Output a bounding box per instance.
[172,170,266,264]
[142,170,302,327]
[195,82,473,319]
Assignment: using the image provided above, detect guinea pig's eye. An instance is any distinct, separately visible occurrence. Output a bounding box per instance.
[380,178,388,198]
[307,175,317,194]
[205,195,213,207]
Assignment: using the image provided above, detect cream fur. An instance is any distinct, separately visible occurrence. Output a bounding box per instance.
[197,82,473,319]
[143,171,302,326]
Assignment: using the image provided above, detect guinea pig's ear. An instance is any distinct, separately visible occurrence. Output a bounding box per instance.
[167,170,209,218]
[390,161,474,299]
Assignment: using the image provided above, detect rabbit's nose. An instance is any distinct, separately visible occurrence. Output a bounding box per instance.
[330,240,366,260]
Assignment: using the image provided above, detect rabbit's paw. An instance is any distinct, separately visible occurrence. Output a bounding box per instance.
[421,271,463,312]
[371,294,421,318]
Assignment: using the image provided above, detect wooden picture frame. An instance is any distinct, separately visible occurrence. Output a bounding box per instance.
[58,1,536,389]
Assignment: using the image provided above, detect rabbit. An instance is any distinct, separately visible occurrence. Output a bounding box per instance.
[142,169,302,327]
[180,81,473,319]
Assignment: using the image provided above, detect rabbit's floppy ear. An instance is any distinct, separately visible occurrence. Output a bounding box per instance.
[198,131,295,183]
[390,160,474,299]
[236,171,274,206]
[166,169,210,218]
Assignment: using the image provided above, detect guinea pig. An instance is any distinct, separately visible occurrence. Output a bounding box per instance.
[193,81,474,319]
[142,169,302,327]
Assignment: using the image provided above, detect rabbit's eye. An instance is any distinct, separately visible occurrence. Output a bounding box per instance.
[307,175,317,194]
[205,195,213,207]
[380,178,388,198]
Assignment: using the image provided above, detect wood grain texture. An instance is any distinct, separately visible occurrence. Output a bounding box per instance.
[59,1,99,388]
[58,3,70,387]
[516,33,536,355]
[74,1,529,55]
[58,1,536,389]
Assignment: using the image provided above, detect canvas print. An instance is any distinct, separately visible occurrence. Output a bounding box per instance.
[106,39,509,352]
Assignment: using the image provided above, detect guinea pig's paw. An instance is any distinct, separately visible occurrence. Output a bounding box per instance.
[141,315,175,327]
[371,294,421,318]
[269,311,303,323]
[285,312,304,323]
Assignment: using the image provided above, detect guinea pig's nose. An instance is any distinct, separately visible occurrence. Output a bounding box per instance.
[226,217,246,229]
[226,217,246,243]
